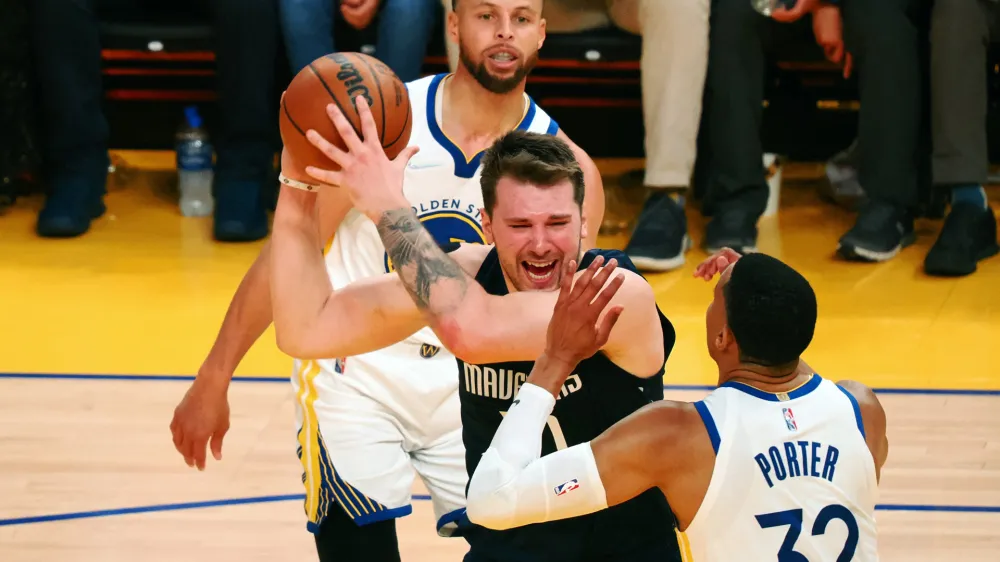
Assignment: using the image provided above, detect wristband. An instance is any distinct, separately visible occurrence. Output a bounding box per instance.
[279,173,322,192]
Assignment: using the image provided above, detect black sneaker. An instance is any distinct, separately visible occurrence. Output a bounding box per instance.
[624,190,691,272]
[703,209,759,255]
[837,201,915,262]
[924,203,999,277]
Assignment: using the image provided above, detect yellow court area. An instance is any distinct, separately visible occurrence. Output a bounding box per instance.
[0,152,998,561]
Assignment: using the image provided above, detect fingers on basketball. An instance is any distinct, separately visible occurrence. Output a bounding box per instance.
[278,52,413,172]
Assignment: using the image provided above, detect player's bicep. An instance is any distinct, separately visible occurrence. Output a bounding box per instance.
[451,290,558,363]
[297,274,426,358]
[590,405,674,508]
[601,273,665,378]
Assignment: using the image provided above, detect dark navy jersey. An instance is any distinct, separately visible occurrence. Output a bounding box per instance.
[456,248,682,562]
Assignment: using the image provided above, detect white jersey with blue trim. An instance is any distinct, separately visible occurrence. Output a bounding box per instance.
[315,73,559,395]
[684,375,880,562]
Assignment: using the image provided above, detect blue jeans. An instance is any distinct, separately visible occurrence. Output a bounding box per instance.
[278,0,439,82]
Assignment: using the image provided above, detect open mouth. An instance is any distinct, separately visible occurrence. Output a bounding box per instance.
[522,259,558,283]
[487,48,519,68]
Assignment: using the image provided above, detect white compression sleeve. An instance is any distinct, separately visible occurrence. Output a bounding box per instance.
[467,383,609,530]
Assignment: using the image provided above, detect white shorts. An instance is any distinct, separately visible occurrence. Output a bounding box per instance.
[291,339,469,537]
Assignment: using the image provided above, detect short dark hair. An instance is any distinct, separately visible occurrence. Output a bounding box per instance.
[722,253,817,369]
[479,130,585,216]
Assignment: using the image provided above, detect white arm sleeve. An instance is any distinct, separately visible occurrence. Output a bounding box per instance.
[466,383,609,530]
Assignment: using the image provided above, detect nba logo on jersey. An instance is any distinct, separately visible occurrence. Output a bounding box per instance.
[334,358,347,374]
[782,407,798,431]
[554,479,580,496]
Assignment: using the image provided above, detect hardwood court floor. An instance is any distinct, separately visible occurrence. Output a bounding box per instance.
[0,152,998,561]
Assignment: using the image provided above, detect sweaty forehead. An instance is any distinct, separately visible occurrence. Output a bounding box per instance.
[493,177,576,218]
[458,0,543,11]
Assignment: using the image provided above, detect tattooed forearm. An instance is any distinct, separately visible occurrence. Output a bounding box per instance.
[376,208,469,314]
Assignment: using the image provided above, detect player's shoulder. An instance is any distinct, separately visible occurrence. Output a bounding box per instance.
[579,249,652,294]
[403,74,440,111]
[834,379,885,425]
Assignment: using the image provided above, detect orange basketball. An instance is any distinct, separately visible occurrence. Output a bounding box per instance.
[279,52,412,175]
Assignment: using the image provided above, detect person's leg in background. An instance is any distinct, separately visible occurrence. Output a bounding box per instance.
[613,0,710,271]
[203,0,280,242]
[696,0,782,255]
[278,0,336,73]
[836,0,927,261]
[374,0,440,82]
[923,0,999,276]
[27,0,128,237]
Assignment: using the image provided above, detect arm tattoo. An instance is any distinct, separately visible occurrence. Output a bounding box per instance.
[376,208,469,313]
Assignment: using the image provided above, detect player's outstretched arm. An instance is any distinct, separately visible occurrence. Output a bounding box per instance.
[301,98,661,375]
[269,183,431,359]
[170,149,353,471]
[466,267,697,529]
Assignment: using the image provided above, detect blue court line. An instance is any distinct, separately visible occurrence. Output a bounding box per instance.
[3,372,999,396]
[0,495,997,527]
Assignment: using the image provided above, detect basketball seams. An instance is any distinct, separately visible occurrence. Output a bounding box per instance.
[383,98,411,152]
[355,55,388,146]
[281,97,306,137]
[307,62,362,140]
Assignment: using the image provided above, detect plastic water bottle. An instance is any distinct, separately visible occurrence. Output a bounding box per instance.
[176,106,214,217]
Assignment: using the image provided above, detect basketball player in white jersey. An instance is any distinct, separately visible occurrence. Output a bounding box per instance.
[168,1,605,560]
[464,249,889,562]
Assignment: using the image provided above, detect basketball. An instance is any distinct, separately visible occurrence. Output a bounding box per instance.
[279,52,412,174]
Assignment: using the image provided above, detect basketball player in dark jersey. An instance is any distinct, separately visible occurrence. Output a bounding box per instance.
[268,102,682,561]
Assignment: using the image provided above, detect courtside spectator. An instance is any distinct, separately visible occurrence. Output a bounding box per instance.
[700,0,927,261]
[923,0,999,276]
[278,0,439,79]
[29,0,280,241]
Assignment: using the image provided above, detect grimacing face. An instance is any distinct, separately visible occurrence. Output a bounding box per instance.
[481,176,585,292]
[450,0,545,94]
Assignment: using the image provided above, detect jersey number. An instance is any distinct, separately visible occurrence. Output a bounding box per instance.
[755,504,859,562]
[499,411,568,451]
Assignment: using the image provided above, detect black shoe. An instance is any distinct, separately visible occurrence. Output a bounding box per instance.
[703,208,759,255]
[624,191,690,271]
[837,201,915,262]
[36,153,109,238]
[924,203,999,277]
[213,177,269,242]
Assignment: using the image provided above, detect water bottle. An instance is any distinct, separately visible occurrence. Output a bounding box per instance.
[752,0,797,16]
[176,106,214,217]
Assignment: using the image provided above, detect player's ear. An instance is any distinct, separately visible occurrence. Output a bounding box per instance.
[481,208,495,244]
[537,17,546,49]
[447,5,460,45]
[718,324,736,353]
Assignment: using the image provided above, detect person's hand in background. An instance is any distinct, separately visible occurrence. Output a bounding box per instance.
[770,0,820,23]
[341,0,380,29]
[812,3,853,79]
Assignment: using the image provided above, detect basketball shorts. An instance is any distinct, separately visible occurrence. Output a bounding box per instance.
[291,341,469,537]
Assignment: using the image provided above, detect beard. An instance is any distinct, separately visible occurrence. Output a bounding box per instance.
[459,42,538,95]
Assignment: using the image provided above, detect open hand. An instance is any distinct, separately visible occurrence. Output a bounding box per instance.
[303,96,419,221]
[544,255,626,368]
[693,247,743,281]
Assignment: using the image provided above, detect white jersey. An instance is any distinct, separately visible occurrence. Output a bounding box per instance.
[684,375,879,562]
[315,73,560,403]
